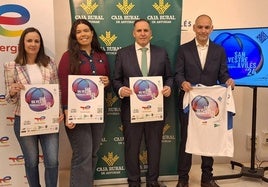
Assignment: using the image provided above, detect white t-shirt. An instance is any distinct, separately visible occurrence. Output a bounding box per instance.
[183,85,235,157]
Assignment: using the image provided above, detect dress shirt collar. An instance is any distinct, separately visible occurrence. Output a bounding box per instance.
[135,42,150,51]
[195,38,209,48]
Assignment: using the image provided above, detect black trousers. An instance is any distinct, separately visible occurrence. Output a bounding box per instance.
[123,120,164,185]
[177,95,214,182]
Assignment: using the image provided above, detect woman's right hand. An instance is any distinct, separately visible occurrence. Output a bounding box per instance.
[64,109,76,129]
[9,82,24,97]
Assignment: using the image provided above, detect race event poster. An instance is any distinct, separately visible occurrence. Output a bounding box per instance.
[20,84,60,136]
[129,76,163,123]
[68,75,104,124]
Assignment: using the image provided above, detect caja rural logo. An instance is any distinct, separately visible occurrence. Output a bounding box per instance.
[0,4,30,37]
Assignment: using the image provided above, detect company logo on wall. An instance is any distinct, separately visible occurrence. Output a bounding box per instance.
[9,155,24,166]
[148,0,176,24]
[81,0,98,14]
[139,150,148,173]
[99,31,117,46]
[0,176,12,186]
[112,0,176,24]
[0,136,10,147]
[102,152,119,166]
[162,123,176,143]
[105,92,118,108]
[96,152,124,175]
[6,116,15,126]
[117,0,135,15]
[111,0,139,24]
[106,92,120,116]
[75,0,104,23]
[139,150,147,165]
[8,154,44,167]
[0,4,30,37]
[0,95,6,104]
[153,0,170,14]
[99,30,121,55]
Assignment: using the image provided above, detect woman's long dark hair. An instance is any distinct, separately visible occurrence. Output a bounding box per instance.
[68,19,104,74]
[15,27,50,66]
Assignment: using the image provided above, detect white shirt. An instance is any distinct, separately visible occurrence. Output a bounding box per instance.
[135,42,151,71]
[195,39,209,69]
[26,63,42,84]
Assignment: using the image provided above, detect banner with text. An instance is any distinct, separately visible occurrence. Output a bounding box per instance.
[0,1,55,186]
[69,0,182,184]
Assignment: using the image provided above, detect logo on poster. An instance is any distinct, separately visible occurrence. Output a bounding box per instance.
[72,78,99,101]
[133,79,159,101]
[25,88,54,112]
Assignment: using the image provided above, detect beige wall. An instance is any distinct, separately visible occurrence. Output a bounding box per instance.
[54,1,72,170]
[54,1,268,171]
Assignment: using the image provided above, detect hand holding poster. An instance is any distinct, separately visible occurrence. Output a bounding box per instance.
[20,84,60,136]
[68,75,104,124]
[129,76,163,123]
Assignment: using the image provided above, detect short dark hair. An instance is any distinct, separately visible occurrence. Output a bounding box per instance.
[133,19,150,27]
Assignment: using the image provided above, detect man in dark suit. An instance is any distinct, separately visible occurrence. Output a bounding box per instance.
[112,19,173,187]
[174,14,235,187]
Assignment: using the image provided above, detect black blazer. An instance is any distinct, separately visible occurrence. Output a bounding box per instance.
[175,39,231,109]
[112,44,174,122]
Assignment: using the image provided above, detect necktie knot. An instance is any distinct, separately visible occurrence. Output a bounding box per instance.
[141,47,148,52]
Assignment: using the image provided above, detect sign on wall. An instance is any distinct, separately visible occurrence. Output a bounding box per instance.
[0,1,55,186]
[69,0,182,184]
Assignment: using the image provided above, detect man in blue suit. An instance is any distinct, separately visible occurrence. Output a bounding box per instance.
[112,19,173,187]
[175,14,235,187]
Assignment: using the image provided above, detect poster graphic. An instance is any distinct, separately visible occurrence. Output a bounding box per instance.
[20,84,60,136]
[130,76,163,123]
[68,75,104,123]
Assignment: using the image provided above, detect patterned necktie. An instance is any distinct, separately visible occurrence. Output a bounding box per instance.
[140,47,148,76]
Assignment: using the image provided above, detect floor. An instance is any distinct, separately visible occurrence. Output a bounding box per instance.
[59,163,268,187]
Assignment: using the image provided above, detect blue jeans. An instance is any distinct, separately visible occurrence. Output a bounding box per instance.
[14,115,59,187]
[65,123,104,187]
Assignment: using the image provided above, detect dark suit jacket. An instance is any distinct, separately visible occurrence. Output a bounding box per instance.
[113,44,173,123]
[175,39,231,109]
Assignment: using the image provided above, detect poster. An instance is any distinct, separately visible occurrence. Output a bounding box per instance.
[68,75,104,123]
[130,76,163,123]
[20,84,59,136]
